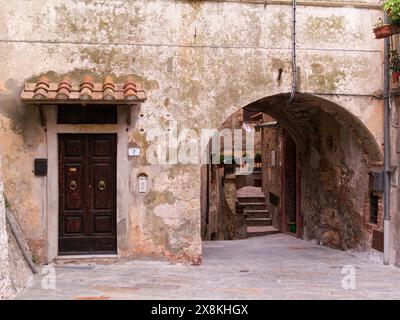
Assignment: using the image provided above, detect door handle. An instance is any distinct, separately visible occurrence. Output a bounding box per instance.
[98,180,106,191]
[69,180,78,191]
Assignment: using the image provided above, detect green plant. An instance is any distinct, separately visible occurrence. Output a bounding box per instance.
[390,50,400,73]
[3,195,11,209]
[219,154,224,164]
[384,0,400,25]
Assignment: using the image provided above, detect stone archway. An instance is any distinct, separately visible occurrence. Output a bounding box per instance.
[244,93,383,162]
[202,92,383,251]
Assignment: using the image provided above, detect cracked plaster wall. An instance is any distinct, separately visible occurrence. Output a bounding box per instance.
[0,0,391,263]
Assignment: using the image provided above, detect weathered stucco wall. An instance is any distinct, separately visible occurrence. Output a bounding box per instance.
[204,165,246,241]
[0,156,32,300]
[0,156,12,299]
[390,95,400,266]
[299,111,381,250]
[259,102,385,250]
[261,114,282,230]
[0,0,392,263]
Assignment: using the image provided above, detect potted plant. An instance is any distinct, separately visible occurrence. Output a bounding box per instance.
[222,154,236,174]
[373,18,392,39]
[218,154,227,168]
[384,0,400,24]
[254,152,262,168]
[373,1,400,39]
[391,50,400,83]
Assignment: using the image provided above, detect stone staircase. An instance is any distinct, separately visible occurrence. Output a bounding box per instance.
[236,187,280,237]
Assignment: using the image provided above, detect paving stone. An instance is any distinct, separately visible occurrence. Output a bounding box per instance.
[15,234,400,300]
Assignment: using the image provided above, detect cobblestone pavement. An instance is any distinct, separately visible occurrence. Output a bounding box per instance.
[16,234,400,300]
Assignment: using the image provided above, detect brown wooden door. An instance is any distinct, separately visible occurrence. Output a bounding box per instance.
[58,134,117,255]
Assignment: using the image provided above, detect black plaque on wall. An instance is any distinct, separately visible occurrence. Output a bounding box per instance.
[34,159,48,176]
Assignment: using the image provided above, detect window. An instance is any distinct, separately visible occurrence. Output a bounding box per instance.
[57,105,117,124]
[370,194,379,224]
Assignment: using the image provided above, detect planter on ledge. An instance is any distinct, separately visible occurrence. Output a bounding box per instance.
[393,71,400,83]
[374,24,400,39]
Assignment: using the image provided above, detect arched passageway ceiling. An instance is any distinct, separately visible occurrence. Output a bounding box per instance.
[244,93,383,163]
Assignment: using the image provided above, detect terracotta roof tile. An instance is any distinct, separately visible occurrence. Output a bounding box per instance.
[56,77,72,100]
[21,75,147,104]
[123,77,138,101]
[103,76,115,100]
[33,76,50,99]
[80,75,94,100]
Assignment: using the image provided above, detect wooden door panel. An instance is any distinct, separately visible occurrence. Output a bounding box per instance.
[59,134,117,255]
[94,215,113,234]
[90,238,117,252]
[93,163,113,209]
[93,139,112,157]
[65,163,83,210]
[65,139,84,157]
[59,135,86,242]
[88,135,116,242]
[65,216,84,234]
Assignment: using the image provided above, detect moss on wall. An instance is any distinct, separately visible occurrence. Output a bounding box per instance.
[0,0,386,264]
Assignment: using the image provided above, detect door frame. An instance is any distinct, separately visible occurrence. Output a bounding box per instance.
[295,150,303,239]
[280,129,303,238]
[44,106,130,261]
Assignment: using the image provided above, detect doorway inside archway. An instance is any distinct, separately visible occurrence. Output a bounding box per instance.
[282,130,298,236]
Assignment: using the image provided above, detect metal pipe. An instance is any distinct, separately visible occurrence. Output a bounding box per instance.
[290,0,297,102]
[383,11,391,265]
[206,163,210,227]
[5,210,38,274]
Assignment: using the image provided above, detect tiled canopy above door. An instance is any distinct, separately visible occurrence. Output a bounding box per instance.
[21,75,147,104]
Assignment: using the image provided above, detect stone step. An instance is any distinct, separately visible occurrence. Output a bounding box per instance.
[244,210,270,219]
[237,196,266,203]
[247,226,280,237]
[239,202,267,210]
[246,218,272,226]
